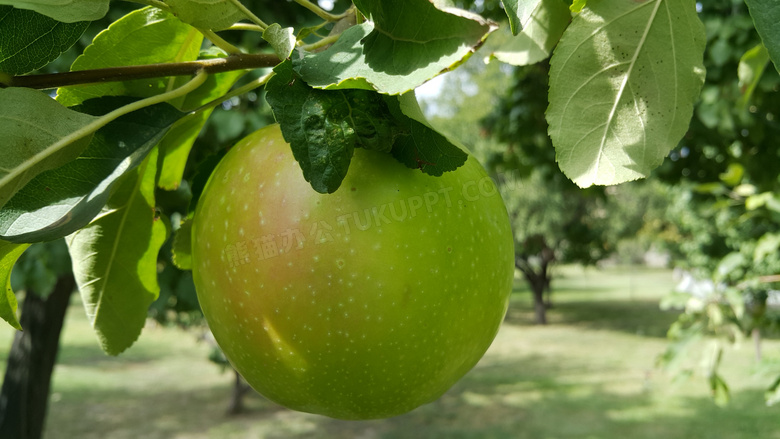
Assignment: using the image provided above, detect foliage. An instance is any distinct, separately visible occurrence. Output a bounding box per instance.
[0,0,779,415]
[479,61,614,323]
[650,0,780,406]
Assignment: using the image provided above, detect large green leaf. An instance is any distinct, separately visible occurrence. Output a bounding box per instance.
[0,87,97,210]
[266,61,466,193]
[56,6,203,107]
[266,60,398,193]
[546,0,706,187]
[744,0,780,73]
[157,49,246,190]
[165,0,246,31]
[297,0,496,95]
[501,0,542,35]
[0,97,183,243]
[66,147,167,356]
[0,0,108,23]
[0,6,88,75]
[489,0,570,66]
[0,239,28,330]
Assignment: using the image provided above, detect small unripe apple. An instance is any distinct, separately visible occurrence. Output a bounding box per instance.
[191,124,514,419]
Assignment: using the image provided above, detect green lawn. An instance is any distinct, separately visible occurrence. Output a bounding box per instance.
[2,266,779,438]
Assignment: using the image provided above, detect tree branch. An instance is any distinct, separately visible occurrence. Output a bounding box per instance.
[2,54,281,90]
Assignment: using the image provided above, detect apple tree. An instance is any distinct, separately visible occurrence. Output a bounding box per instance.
[1,0,775,433]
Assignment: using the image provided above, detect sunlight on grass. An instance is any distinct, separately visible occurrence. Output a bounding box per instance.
[1,265,778,438]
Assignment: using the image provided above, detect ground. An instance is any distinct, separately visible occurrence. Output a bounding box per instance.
[1,266,778,438]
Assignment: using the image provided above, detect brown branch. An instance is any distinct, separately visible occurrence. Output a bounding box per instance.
[3,53,281,90]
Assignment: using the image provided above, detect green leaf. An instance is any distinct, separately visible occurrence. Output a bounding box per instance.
[388,92,468,175]
[766,375,780,406]
[172,216,193,270]
[187,149,226,214]
[0,239,28,330]
[266,61,467,193]
[266,60,399,193]
[56,6,203,107]
[297,0,496,95]
[715,252,745,283]
[157,49,246,190]
[263,23,295,60]
[754,233,780,263]
[165,0,246,31]
[737,43,770,110]
[0,97,183,243]
[546,0,706,187]
[569,0,586,13]
[744,0,780,73]
[296,22,327,42]
[0,6,88,75]
[0,87,97,210]
[718,162,743,187]
[0,0,108,23]
[9,239,70,298]
[710,373,730,407]
[488,0,570,66]
[501,0,542,35]
[66,147,168,356]
[746,191,780,212]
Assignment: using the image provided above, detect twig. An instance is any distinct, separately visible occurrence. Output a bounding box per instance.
[226,23,266,32]
[3,54,281,90]
[192,71,273,114]
[299,34,341,51]
[199,29,243,55]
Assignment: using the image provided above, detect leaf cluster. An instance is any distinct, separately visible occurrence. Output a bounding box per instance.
[0,0,778,403]
[0,0,502,354]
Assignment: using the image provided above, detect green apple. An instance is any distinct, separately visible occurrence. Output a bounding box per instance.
[191,124,514,419]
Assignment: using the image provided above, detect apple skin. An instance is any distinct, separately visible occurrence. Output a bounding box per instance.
[191,124,514,419]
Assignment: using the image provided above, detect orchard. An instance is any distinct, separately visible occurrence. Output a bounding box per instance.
[1,0,780,437]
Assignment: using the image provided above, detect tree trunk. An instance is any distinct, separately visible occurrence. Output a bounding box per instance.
[532,284,547,325]
[753,327,762,362]
[543,278,553,309]
[0,275,75,439]
[516,254,551,325]
[226,368,250,415]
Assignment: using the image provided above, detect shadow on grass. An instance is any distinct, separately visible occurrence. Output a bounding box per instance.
[44,354,777,439]
[56,343,159,367]
[505,299,681,339]
[265,355,778,439]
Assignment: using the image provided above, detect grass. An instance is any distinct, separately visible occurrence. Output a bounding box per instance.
[1,265,779,439]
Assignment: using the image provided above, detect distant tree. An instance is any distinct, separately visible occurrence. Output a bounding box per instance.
[477,62,621,324]
[651,0,780,405]
[0,240,72,439]
[428,51,653,324]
